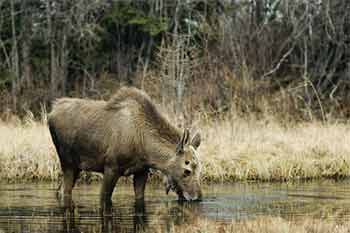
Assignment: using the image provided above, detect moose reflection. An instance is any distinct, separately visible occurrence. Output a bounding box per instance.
[58,201,202,233]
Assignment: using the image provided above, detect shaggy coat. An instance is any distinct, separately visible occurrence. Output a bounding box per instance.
[48,87,202,205]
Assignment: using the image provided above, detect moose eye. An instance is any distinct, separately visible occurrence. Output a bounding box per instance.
[185,160,190,165]
[183,169,191,177]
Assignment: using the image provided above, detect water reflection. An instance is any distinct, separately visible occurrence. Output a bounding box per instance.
[0,180,349,232]
[100,200,148,233]
[45,199,202,233]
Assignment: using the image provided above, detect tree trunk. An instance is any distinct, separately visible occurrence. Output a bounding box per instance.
[47,0,57,99]
[255,0,264,25]
[60,31,68,96]
[10,0,19,111]
[21,1,32,89]
[173,1,183,115]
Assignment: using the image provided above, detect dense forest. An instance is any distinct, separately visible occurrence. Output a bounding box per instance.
[1,0,350,121]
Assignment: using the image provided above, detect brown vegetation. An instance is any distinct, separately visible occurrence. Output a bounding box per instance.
[1,110,349,183]
[160,217,350,233]
[1,1,350,122]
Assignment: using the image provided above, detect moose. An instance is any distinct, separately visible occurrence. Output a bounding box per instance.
[48,87,202,206]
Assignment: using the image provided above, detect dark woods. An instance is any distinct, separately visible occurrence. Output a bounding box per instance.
[1,0,350,121]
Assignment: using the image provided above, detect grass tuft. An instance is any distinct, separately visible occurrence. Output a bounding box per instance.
[200,118,350,182]
[0,114,350,183]
[160,217,350,233]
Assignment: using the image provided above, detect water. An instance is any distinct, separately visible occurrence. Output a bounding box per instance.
[0,180,349,232]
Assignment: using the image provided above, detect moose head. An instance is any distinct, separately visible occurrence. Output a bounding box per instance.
[164,129,202,201]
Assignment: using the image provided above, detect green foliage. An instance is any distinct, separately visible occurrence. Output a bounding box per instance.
[129,15,168,36]
[102,4,168,36]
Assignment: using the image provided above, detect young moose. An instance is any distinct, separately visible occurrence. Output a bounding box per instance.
[48,87,202,206]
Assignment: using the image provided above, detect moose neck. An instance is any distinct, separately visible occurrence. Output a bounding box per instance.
[143,136,178,175]
[138,115,182,175]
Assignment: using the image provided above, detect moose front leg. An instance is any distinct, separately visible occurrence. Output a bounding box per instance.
[133,170,149,201]
[100,166,120,209]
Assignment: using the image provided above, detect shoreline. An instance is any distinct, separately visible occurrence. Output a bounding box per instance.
[0,174,349,185]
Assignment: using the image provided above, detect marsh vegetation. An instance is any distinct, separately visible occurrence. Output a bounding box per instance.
[0,113,349,183]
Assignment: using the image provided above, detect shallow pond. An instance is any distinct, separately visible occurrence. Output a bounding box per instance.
[0,180,349,232]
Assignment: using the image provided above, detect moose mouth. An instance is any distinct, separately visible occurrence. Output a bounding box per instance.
[165,178,185,200]
[165,179,200,201]
[165,178,185,198]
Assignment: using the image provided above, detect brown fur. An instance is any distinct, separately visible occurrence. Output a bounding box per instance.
[106,87,181,145]
[48,87,202,206]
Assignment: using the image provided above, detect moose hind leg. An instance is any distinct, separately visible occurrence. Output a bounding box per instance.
[100,166,120,208]
[133,170,149,201]
[61,167,80,206]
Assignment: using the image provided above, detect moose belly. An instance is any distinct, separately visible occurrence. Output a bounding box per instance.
[115,154,148,176]
[78,156,105,172]
[70,139,105,172]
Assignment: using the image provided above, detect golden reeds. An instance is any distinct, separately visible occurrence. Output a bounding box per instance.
[200,118,350,182]
[0,113,349,182]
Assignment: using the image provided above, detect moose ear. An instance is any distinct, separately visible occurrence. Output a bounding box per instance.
[183,128,190,145]
[191,132,201,150]
[176,128,190,154]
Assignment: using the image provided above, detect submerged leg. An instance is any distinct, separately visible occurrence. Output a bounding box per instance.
[133,170,149,201]
[56,178,62,198]
[100,166,120,208]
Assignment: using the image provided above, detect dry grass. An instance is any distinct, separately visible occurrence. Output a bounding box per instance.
[0,114,60,182]
[199,117,350,182]
[157,217,350,233]
[0,113,350,182]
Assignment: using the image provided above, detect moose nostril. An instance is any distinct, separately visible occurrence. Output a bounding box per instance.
[184,169,191,177]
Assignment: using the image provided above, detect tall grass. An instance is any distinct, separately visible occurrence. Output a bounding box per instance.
[200,117,350,182]
[0,113,60,182]
[0,113,349,182]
